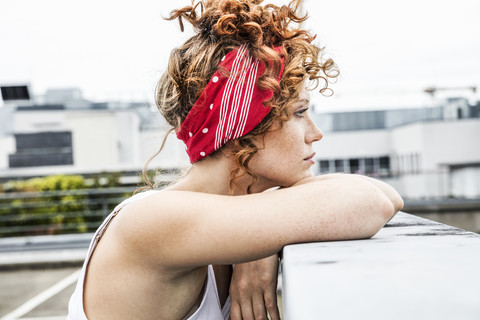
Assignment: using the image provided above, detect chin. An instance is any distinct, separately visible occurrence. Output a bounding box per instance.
[280,172,314,188]
[301,169,315,179]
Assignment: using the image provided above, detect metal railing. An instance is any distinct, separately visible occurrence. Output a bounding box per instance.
[0,187,136,237]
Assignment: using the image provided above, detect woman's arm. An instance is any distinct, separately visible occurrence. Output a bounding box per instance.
[293,173,403,213]
[230,254,280,320]
[114,174,400,270]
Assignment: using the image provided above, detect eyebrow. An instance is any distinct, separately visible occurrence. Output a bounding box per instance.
[289,98,310,110]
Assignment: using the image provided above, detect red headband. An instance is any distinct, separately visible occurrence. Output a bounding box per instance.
[176,44,285,163]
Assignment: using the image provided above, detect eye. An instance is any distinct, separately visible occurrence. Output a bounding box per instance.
[294,107,309,118]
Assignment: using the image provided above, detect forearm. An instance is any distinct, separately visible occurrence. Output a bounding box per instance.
[292,173,402,226]
[294,173,403,212]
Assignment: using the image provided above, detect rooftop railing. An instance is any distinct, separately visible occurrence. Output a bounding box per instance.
[0,188,134,237]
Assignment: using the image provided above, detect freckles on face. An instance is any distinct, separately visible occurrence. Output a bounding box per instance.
[250,123,312,188]
[248,89,321,188]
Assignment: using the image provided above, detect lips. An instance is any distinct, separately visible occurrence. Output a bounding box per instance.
[304,152,316,161]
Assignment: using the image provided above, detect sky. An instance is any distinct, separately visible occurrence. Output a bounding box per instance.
[0,0,479,112]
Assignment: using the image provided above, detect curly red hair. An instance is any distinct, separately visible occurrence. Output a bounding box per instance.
[145,0,339,193]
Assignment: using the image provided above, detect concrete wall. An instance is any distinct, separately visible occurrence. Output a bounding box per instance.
[14,110,66,133]
[315,129,391,159]
[0,136,14,170]
[115,111,140,166]
[66,110,142,170]
[391,122,424,154]
[0,107,14,136]
[451,167,480,199]
[422,119,480,170]
[65,111,119,170]
[282,213,480,320]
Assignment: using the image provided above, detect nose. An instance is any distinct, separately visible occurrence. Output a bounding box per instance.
[306,119,323,143]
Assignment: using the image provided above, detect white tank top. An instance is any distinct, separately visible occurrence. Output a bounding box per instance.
[67,190,230,320]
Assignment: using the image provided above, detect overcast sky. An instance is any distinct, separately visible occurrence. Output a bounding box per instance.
[0,0,479,111]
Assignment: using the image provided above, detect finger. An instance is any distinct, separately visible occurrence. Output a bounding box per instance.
[267,304,281,320]
[229,301,242,320]
[252,293,268,320]
[239,300,255,320]
[265,288,281,320]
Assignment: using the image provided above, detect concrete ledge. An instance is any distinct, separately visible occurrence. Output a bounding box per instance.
[281,212,480,320]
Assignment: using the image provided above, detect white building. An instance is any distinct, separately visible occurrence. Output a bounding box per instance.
[313,100,480,199]
[0,86,189,180]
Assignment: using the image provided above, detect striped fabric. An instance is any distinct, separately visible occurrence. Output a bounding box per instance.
[176,45,284,163]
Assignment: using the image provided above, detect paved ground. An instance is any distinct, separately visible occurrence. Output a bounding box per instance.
[0,234,88,320]
[0,267,79,319]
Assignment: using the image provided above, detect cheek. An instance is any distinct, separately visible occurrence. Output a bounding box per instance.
[261,127,302,163]
[249,123,305,175]
[251,137,299,174]
[274,130,303,157]
[247,148,282,182]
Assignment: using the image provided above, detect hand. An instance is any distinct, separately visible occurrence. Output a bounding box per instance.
[229,254,281,320]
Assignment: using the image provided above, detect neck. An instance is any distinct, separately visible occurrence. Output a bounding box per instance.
[167,154,271,196]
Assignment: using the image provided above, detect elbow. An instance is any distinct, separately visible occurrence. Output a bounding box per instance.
[359,194,396,240]
[390,190,404,214]
[379,192,403,227]
[380,197,396,222]
[395,195,404,213]
[376,193,399,230]
[379,185,403,220]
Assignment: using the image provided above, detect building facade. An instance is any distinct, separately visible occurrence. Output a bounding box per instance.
[0,86,189,181]
[313,100,480,199]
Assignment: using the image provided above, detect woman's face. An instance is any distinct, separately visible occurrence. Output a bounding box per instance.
[249,88,323,190]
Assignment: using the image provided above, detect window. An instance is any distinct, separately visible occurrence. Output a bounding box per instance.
[9,131,73,168]
[318,156,392,177]
[349,159,360,173]
[319,160,330,174]
[379,156,390,169]
[365,158,374,174]
[334,159,344,172]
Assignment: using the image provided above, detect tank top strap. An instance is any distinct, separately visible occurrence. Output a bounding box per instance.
[84,189,160,263]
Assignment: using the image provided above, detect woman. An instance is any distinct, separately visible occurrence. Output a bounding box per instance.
[68,0,403,319]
